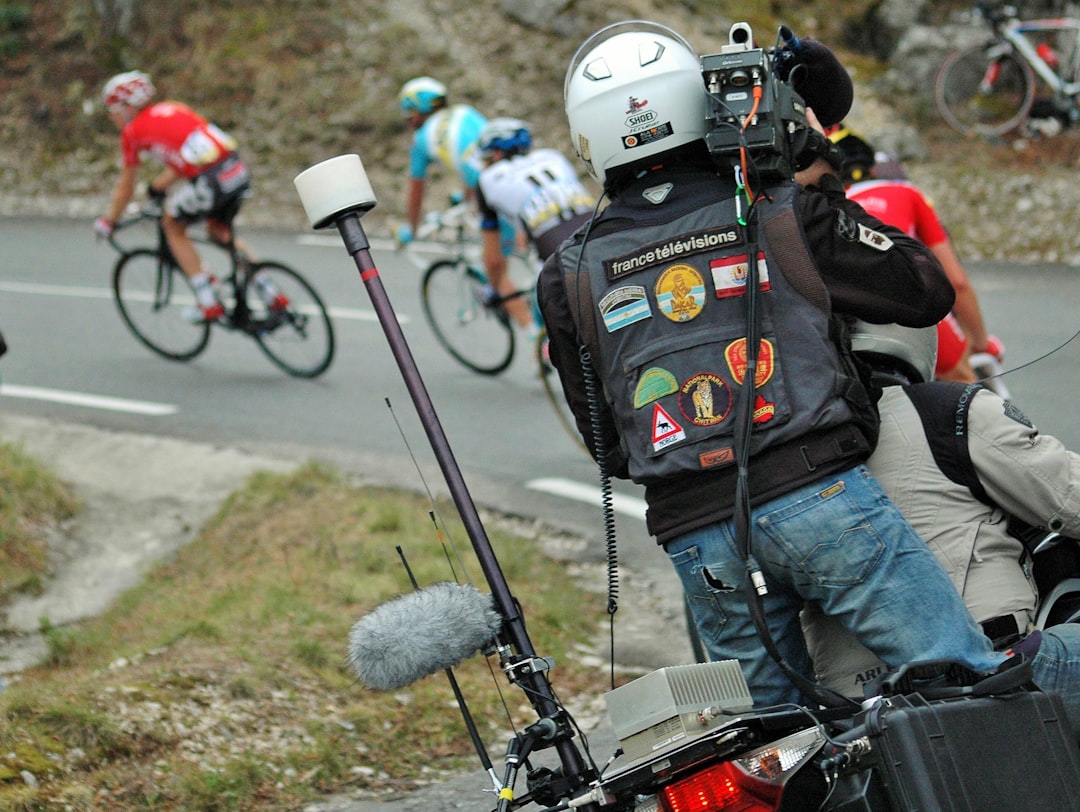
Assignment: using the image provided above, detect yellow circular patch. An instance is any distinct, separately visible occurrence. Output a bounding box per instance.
[655,264,705,323]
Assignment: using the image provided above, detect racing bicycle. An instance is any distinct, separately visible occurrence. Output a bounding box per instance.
[935,1,1080,137]
[104,209,335,378]
[407,202,584,450]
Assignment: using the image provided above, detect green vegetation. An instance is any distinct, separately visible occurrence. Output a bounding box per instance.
[0,459,611,809]
[0,438,80,607]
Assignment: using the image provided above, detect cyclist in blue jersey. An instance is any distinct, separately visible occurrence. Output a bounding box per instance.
[397,77,487,245]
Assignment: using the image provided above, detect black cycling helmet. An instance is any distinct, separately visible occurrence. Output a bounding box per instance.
[827,125,877,184]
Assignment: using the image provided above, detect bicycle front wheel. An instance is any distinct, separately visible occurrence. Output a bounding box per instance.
[113,249,211,361]
[935,43,1035,136]
[244,261,335,378]
[421,259,514,375]
[535,328,588,454]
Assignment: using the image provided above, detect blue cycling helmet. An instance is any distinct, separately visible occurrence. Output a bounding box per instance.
[399,76,447,116]
[478,118,532,158]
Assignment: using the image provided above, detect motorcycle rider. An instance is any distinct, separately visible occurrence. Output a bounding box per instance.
[537,20,1005,708]
[802,321,1080,737]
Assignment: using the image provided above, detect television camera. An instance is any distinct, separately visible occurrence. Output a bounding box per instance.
[702,23,817,180]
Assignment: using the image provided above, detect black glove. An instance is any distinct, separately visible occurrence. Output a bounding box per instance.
[774,35,853,127]
[792,128,844,173]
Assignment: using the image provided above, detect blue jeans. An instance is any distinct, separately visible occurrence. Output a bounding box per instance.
[666,465,1005,707]
[1031,624,1080,739]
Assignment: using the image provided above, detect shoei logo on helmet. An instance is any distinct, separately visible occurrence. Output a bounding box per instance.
[625,97,658,129]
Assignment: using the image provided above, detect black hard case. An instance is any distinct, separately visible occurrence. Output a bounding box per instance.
[831,690,1080,811]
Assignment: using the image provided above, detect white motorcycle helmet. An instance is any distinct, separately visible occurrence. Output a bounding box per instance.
[564,20,708,186]
[850,320,938,385]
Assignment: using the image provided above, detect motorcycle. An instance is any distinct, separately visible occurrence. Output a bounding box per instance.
[294,155,1080,812]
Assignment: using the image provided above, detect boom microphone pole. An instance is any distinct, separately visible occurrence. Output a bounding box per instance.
[294,155,596,802]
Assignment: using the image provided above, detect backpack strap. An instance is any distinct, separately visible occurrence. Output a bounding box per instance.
[902,382,995,508]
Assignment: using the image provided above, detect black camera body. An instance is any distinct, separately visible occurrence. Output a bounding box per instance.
[702,23,808,181]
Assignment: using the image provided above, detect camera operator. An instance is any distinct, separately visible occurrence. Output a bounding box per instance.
[537,20,1005,707]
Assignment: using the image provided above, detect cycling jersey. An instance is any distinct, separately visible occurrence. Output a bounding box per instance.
[846,179,949,246]
[477,149,594,258]
[847,179,962,376]
[120,101,238,179]
[408,104,487,189]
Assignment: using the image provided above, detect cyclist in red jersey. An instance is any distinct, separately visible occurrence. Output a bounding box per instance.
[94,71,254,322]
[829,126,1003,383]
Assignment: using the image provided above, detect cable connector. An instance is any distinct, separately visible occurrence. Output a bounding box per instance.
[569,785,617,808]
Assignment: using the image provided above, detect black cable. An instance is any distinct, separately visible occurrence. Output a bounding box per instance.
[732,179,859,712]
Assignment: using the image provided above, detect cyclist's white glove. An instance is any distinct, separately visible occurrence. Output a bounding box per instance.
[93,217,115,238]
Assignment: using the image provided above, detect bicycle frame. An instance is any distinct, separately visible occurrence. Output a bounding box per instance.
[1005,18,1080,96]
[979,3,1080,98]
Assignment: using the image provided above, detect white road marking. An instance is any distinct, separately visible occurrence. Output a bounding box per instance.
[0,281,401,323]
[0,384,178,416]
[526,477,648,522]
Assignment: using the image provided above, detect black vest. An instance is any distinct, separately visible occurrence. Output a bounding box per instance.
[558,180,876,485]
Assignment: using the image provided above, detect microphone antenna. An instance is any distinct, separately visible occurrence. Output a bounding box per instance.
[385,396,471,585]
[395,546,501,793]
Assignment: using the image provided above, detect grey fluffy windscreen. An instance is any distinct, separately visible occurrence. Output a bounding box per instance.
[347,581,502,690]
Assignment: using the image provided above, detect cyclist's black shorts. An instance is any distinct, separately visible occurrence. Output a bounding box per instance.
[167,154,253,226]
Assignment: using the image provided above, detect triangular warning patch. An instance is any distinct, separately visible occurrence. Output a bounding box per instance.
[651,402,685,451]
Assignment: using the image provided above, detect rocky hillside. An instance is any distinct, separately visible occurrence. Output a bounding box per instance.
[3,0,1080,262]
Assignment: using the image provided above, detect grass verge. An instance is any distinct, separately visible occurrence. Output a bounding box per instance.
[0,438,81,608]
[0,460,611,810]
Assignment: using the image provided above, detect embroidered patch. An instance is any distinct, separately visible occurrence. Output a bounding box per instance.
[651,402,686,451]
[604,227,741,280]
[678,373,732,427]
[598,286,651,332]
[699,446,735,469]
[724,338,775,387]
[710,252,771,299]
[655,264,706,322]
[1003,400,1033,428]
[857,223,894,251]
[752,394,776,424]
[634,367,679,408]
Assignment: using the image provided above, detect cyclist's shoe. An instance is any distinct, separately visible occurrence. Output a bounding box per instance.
[268,293,290,314]
[183,302,226,324]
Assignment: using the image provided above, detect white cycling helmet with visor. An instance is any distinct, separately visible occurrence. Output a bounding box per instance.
[399,76,448,117]
[102,71,156,114]
[564,21,708,186]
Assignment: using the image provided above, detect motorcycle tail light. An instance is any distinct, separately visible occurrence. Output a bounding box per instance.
[660,726,825,812]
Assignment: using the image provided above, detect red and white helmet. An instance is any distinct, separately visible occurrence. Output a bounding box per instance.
[102,71,156,113]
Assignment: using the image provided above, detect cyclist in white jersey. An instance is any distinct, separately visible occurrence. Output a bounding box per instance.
[397,76,487,244]
[476,118,595,331]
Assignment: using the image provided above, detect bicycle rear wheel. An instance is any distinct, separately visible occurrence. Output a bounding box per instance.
[535,328,588,454]
[244,261,335,378]
[935,43,1035,136]
[113,249,211,361]
[421,259,514,375]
